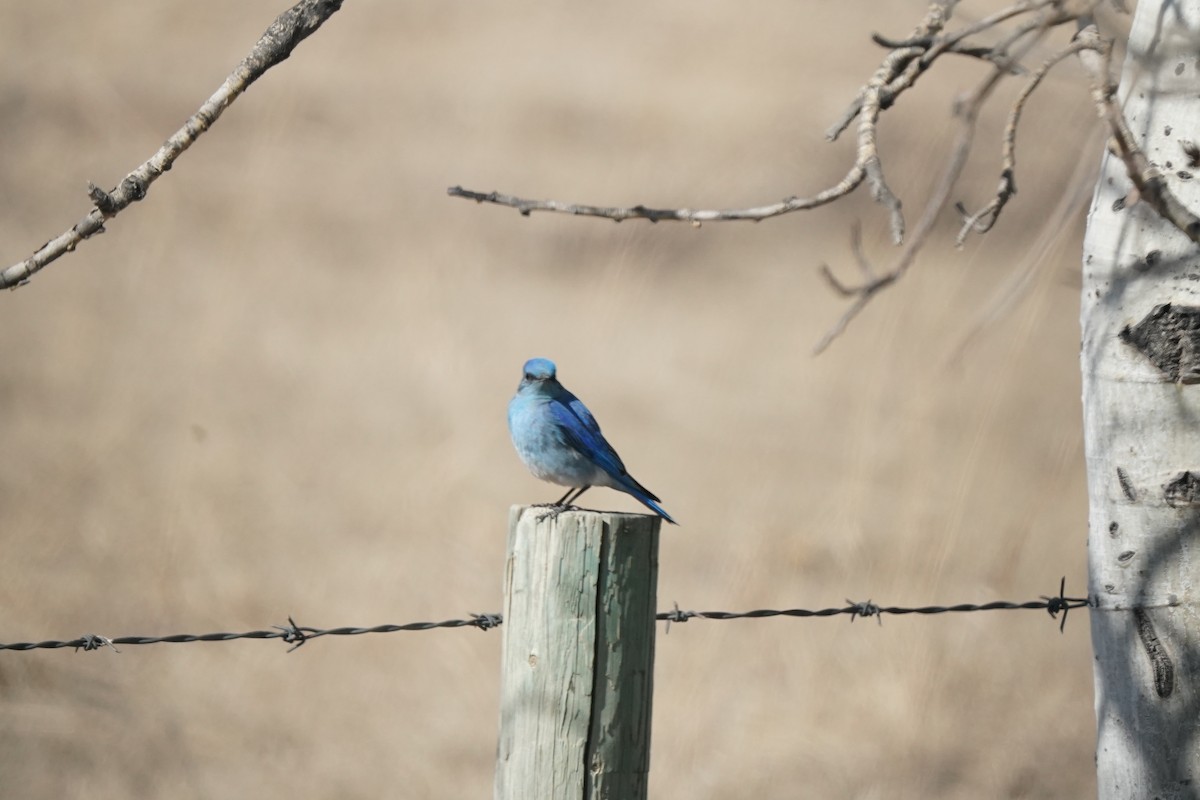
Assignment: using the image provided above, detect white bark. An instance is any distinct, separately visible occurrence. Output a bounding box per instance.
[1082,2,1200,797]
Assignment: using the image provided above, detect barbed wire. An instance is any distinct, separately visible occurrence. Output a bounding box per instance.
[660,577,1086,633]
[0,579,1087,654]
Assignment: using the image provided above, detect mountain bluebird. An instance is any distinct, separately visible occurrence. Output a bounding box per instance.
[508,358,677,525]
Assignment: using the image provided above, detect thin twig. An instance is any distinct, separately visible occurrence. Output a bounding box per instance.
[956,37,1091,244]
[814,23,1054,354]
[932,0,1060,59]
[446,1,1114,353]
[446,172,869,224]
[0,0,345,291]
[828,1,961,142]
[948,124,1101,365]
[451,2,975,234]
[857,46,924,244]
[826,1,1071,144]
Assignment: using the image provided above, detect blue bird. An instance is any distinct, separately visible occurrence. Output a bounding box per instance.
[508,358,677,525]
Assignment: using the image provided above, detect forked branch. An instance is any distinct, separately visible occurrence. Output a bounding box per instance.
[451,1,1158,353]
[450,2,975,242]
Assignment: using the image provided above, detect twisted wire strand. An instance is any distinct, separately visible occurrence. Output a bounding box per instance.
[0,580,1087,653]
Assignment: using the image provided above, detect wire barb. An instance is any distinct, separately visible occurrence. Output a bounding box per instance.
[470,612,503,631]
[75,634,119,654]
[662,602,695,634]
[848,599,883,626]
[274,616,309,653]
[1041,576,1087,633]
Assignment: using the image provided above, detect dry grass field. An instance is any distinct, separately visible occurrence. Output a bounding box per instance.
[0,2,1104,797]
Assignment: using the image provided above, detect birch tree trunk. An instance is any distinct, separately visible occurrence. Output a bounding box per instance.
[1082,2,1200,796]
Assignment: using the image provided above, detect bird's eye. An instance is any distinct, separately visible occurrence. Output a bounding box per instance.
[524,373,534,380]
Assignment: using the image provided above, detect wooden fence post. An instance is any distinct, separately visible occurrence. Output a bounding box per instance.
[495,506,660,800]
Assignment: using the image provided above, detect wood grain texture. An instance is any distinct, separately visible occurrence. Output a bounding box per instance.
[495,506,660,800]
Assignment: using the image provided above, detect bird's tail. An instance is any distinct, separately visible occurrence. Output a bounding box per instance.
[619,475,678,525]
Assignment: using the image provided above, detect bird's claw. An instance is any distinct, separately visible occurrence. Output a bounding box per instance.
[531,503,582,523]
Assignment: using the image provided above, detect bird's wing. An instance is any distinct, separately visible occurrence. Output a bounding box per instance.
[548,397,628,476]
[565,394,601,433]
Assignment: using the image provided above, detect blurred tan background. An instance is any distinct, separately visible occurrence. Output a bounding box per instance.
[0,2,1102,797]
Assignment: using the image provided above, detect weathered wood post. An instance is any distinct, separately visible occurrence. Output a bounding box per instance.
[495,506,660,800]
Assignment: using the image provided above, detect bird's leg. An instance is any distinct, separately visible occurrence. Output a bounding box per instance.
[560,485,590,507]
[533,485,591,522]
[536,486,590,507]
[533,487,578,508]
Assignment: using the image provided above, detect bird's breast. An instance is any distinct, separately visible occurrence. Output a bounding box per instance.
[507,395,606,486]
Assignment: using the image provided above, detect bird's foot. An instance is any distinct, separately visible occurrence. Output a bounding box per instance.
[531,503,582,523]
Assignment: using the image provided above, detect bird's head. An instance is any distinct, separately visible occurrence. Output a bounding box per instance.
[518,358,558,392]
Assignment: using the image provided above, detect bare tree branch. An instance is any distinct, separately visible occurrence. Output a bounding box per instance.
[949,124,1102,365]
[446,174,868,224]
[935,0,1059,55]
[1075,22,1200,243]
[815,222,895,352]
[830,0,1060,141]
[814,11,1064,353]
[0,0,344,291]
[449,1,1170,353]
[451,2,972,236]
[956,37,1092,245]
